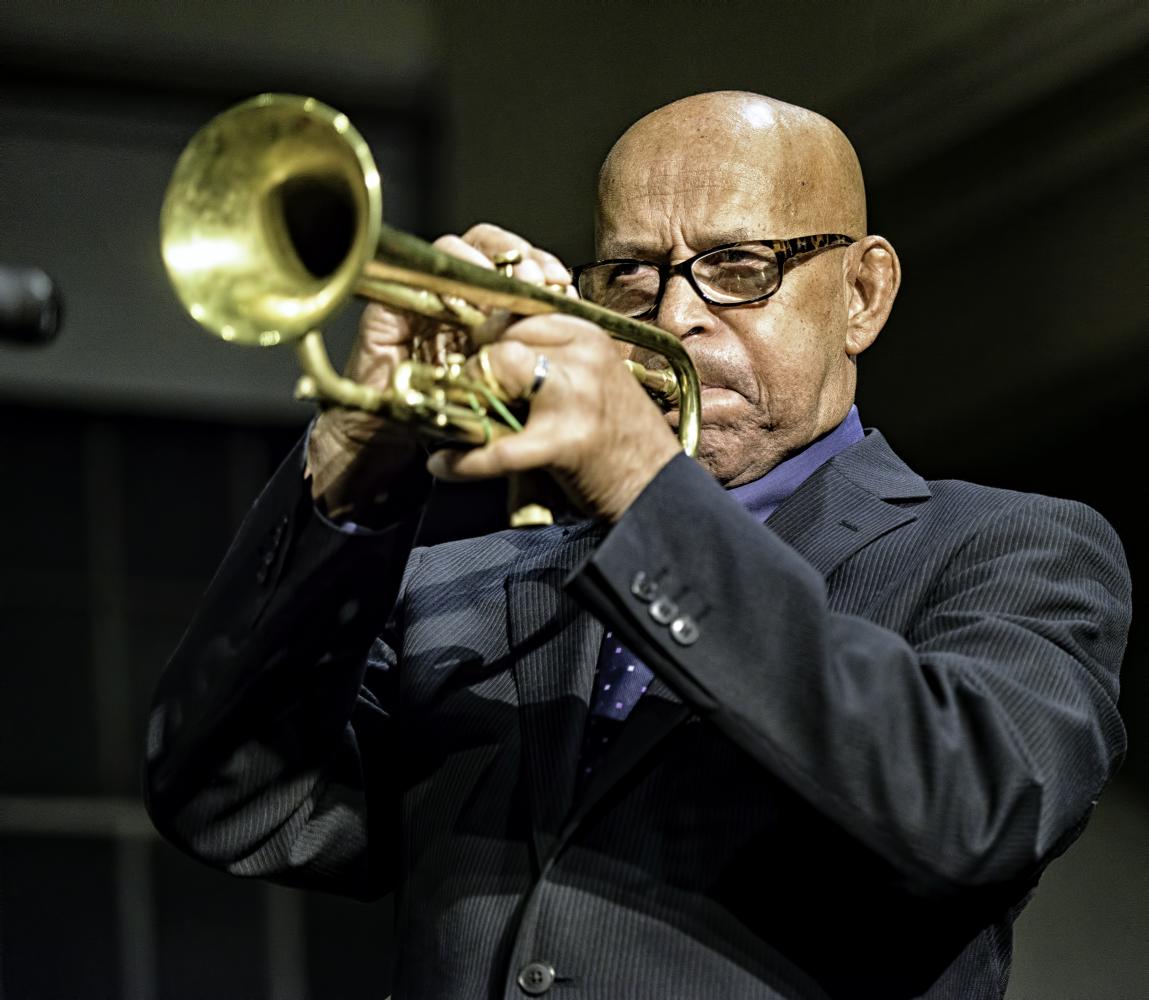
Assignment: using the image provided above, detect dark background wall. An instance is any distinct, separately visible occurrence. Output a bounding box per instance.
[0,2,1145,997]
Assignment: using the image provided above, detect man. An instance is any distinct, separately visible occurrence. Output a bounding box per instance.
[144,92,1130,999]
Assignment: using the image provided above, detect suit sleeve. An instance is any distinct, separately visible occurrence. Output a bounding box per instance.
[568,453,1130,897]
[142,438,430,900]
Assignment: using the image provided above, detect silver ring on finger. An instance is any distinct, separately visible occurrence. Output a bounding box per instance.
[524,353,550,402]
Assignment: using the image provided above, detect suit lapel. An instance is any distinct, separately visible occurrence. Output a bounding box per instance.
[505,520,607,867]
[766,429,931,576]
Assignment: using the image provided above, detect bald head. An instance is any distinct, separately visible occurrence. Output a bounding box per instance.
[597,91,866,251]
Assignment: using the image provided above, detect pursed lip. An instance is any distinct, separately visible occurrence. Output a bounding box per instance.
[696,373,747,398]
[637,348,751,404]
[687,349,753,401]
[664,384,742,428]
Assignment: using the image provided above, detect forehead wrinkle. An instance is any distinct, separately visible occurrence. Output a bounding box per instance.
[600,159,779,214]
[599,166,801,257]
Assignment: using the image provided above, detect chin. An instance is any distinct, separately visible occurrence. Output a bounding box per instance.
[694,429,786,487]
[694,439,747,486]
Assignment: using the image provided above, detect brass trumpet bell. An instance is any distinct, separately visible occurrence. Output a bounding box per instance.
[162,94,382,348]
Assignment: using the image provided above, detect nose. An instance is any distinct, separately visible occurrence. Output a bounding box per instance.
[655,272,713,341]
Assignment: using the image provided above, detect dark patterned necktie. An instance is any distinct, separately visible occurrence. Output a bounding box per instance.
[578,629,655,783]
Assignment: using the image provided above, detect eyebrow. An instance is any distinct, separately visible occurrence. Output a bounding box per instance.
[599,230,758,260]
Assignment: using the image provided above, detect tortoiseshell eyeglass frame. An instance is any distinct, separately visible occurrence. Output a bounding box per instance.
[572,233,858,318]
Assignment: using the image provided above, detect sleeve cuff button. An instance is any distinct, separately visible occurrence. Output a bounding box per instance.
[670,616,700,645]
[630,571,659,602]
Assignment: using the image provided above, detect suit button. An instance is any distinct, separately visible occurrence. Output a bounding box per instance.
[670,615,700,645]
[649,595,678,624]
[630,571,659,602]
[517,961,556,995]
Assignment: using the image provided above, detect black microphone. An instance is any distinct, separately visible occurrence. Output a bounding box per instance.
[0,266,62,345]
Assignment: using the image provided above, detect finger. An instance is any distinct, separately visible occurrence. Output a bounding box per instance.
[464,316,601,395]
[358,302,412,345]
[426,447,478,482]
[514,258,546,286]
[432,234,495,270]
[426,447,466,481]
[514,249,567,287]
[427,430,558,481]
[500,313,603,348]
[473,308,515,346]
[533,249,571,286]
[462,223,570,286]
[462,338,540,400]
[462,223,534,262]
[417,327,471,365]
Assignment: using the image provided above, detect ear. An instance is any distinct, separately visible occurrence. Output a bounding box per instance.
[845,236,900,357]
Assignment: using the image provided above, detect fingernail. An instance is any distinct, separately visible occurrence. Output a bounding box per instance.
[517,260,545,285]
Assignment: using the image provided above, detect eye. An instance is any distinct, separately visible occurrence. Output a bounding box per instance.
[606,262,648,284]
[694,246,780,303]
[577,262,660,317]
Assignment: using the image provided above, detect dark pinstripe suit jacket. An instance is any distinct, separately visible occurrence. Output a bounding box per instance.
[144,429,1130,999]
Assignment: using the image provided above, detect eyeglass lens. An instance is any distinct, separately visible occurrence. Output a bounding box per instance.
[694,246,781,303]
[578,244,783,316]
[578,263,663,317]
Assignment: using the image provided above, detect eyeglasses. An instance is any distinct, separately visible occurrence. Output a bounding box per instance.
[572,234,856,319]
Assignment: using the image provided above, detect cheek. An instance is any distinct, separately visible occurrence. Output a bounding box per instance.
[738,317,815,393]
[743,285,844,397]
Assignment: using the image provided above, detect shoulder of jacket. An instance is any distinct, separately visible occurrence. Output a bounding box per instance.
[410,523,584,581]
[924,478,1108,523]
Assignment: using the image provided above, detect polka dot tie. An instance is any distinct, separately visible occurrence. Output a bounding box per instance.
[578,630,655,784]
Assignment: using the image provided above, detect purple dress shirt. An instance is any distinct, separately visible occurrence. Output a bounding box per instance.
[727,405,864,524]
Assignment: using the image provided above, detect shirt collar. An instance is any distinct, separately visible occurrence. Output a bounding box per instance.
[728,406,864,522]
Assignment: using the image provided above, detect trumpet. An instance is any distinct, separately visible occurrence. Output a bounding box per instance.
[160,93,700,463]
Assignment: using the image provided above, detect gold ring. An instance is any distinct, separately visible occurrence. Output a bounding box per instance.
[477,344,509,400]
[492,248,523,278]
